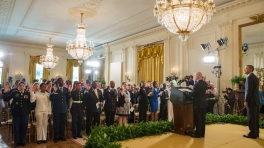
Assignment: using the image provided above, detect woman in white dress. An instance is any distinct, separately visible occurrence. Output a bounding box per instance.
[30,83,51,144]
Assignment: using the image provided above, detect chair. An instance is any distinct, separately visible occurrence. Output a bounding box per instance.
[233,95,240,115]
[30,110,37,142]
[146,104,151,121]
[47,115,54,140]
[133,104,139,123]
[100,114,106,126]
[7,118,13,136]
[66,112,72,137]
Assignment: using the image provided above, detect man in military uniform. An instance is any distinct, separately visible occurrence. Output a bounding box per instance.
[3,82,30,147]
[70,82,85,139]
[103,81,117,126]
[50,78,71,142]
[84,81,103,136]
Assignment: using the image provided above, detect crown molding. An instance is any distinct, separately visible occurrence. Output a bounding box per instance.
[100,26,166,47]
[248,43,264,48]
[93,16,157,41]
[0,40,65,51]
[215,0,261,14]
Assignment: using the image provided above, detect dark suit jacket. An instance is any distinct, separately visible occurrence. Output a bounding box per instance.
[50,87,71,114]
[84,88,103,113]
[103,87,117,111]
[139,88,148,104]
[185,79,207,108]
[70,90,85,114]
[160,88,169,104]
[245,73,260,106]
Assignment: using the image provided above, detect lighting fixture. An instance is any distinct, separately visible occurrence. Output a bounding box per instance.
[39,38,59,71]
[154,0,215,44]
[66,13,94,65]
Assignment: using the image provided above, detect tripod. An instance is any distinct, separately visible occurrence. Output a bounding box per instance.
[216,94,225,115]
[233,95,240,114]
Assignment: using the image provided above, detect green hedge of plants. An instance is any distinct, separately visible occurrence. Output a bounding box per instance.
[84,114,264,148]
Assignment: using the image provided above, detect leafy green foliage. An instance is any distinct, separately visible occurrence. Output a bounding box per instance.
[85,114,264,148]
[84,120,174,148]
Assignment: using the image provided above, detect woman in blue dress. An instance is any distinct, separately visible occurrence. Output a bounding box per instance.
[149,81,159,122]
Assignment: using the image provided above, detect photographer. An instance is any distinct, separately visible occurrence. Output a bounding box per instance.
[186,75,194,86]
[206,83,217,114]
[224,88,235,115]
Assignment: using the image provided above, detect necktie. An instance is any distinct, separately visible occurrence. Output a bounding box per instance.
[94,90,99,99]
[60,87,63,93]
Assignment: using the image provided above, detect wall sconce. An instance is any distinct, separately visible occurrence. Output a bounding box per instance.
[15,72,23,79]
[125,72,131,82]
[170,68,177,76]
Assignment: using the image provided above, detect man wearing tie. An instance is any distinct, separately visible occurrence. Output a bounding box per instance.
[50,78,71,142]
[103,81,117,126]
[243,65,260,139]
[84,81,103,136]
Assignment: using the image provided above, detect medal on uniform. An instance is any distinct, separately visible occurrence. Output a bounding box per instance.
[24,95,28,99]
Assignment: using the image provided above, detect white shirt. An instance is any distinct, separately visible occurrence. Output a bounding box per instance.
[30,92,51,114]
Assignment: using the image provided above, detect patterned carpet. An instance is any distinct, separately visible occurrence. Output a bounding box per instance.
[70,137,87,147]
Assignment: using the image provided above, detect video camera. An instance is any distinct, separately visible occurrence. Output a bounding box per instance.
[222,88,228,93]
[165,76,178,82]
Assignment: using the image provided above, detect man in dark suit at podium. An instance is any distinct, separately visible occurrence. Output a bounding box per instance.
[243,65,260,139]
[183,72,207,138]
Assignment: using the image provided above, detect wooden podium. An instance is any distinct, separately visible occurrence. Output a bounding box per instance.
[170,87,194,135]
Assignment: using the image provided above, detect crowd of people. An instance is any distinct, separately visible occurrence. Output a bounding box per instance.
[0,76,176,147]
[0,64,262,147]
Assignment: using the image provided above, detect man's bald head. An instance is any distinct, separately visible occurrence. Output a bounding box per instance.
[110,81,115,88]
[194,72,203,81]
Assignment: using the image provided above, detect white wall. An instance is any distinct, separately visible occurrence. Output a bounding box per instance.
[109,62,122,87]
[0,42,70,82]
[99,0,264,91]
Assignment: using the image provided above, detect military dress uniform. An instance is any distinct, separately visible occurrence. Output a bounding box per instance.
[3,89,31,146]
[70,90,85,138]
[50,86,71,141]
[103,87,117,126]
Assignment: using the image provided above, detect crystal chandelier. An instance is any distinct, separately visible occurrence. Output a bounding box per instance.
[66,13,94,65]
[40,38,59,71]
[154,0,215,44]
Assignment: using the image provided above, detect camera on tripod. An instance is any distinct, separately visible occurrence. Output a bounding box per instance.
[165,76,177,82]
[222,88,228,93]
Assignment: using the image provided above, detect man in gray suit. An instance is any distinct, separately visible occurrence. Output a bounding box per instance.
[243,65,260,139]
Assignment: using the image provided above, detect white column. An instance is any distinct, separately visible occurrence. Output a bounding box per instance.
[163,38,170,82]
[132,45,138,85]
[122,47,127,83]
[103,44,110,85]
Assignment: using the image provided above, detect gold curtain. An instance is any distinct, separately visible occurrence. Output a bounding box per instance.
[43,68,50,80]
[138,44,164,85]
[66,59,83,81]
[29,56,40,83]
[1,56,9,84]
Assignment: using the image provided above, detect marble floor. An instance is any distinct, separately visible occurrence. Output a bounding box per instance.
[0,122,82,148]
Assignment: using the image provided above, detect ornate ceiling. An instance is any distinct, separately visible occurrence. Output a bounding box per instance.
[0,0,235,49]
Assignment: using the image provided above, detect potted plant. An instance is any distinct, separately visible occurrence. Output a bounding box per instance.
[239,76,246,84]
[231,75,241,90]
[100,78,106,88]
